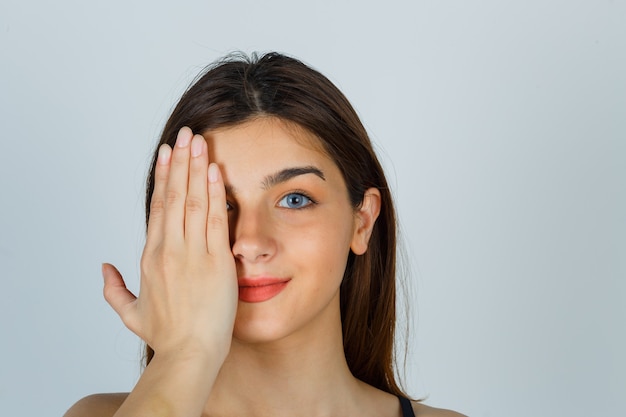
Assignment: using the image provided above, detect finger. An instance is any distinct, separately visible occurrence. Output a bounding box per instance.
[102,263,138,328]
[206,163,230,255]
[146,144,172,250]
[164,127,193,244]
[185,135,209,248]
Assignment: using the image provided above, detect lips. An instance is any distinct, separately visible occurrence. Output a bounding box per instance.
[238,277,291,303]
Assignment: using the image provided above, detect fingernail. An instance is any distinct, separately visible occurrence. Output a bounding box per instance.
[208,163,219,183]
[157,144,171,164]
[191,136,204,157]
[176,128,192,147]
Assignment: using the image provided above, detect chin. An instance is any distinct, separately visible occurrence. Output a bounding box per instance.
[231,293,342,348]
[231,305,295,345]
[231,321,291,346]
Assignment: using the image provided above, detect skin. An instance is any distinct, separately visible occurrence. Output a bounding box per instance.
[64,117,465,417]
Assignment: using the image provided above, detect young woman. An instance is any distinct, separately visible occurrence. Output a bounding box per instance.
[65,52,465,417]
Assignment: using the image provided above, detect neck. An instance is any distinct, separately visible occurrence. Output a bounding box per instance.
[204,298,364,417]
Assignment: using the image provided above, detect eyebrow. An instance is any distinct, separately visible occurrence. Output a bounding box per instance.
[262,166,326,189]
[224,166,326,196]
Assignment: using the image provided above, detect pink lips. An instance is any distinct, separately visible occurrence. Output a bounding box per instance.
[238,277,291,303]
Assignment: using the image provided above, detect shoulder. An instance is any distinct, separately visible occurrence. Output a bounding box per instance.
[412,400,467,417]
[63,393,129,417]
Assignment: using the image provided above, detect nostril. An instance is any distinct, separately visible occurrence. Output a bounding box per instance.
[233,251,271,262]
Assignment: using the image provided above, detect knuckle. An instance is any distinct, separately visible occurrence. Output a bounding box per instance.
[171,147,188,164]
[157,243,183,264]
[185,196,206,213]
[150,197,165,213]
[139,254,152,275]
[102,284,116,303]
[207,214,226,229]
[209,186,225,201]
[154,168,169,182]
[165,190,182,206]
[141,247,178,279]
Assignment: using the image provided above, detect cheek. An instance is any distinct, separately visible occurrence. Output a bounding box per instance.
[279,215,354,277]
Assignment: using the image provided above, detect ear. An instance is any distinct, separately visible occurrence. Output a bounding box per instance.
[350,188,382,255]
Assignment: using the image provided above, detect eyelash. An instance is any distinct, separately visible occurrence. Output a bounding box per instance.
[277,191,317,210]
[225,191,317,212]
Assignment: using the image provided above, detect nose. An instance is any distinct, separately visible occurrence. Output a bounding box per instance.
[230,206,276,263]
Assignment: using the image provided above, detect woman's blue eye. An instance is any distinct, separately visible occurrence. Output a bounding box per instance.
[278,193,313,209]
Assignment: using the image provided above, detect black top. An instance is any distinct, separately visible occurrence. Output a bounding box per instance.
[399,396,416,417]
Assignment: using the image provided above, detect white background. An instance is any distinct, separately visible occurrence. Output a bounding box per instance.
[1,1,624,416]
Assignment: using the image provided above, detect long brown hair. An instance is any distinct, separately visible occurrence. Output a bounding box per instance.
[143,52,404,396]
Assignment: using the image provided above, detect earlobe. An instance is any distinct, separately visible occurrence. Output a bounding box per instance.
[350,188,382,255]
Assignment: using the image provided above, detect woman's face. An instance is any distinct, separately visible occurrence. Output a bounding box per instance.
[203,117,376,345]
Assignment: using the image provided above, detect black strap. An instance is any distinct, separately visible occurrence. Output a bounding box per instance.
[399,396,416,417]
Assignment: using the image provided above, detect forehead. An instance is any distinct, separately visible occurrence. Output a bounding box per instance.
[202,117,332,169]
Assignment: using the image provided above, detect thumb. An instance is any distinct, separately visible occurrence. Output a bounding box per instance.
[102,262,137,321]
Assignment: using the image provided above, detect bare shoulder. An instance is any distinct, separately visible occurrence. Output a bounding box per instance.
[64,393,129,417]
[412,400,467,417]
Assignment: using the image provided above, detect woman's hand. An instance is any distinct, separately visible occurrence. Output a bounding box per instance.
[102,127,238,362]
